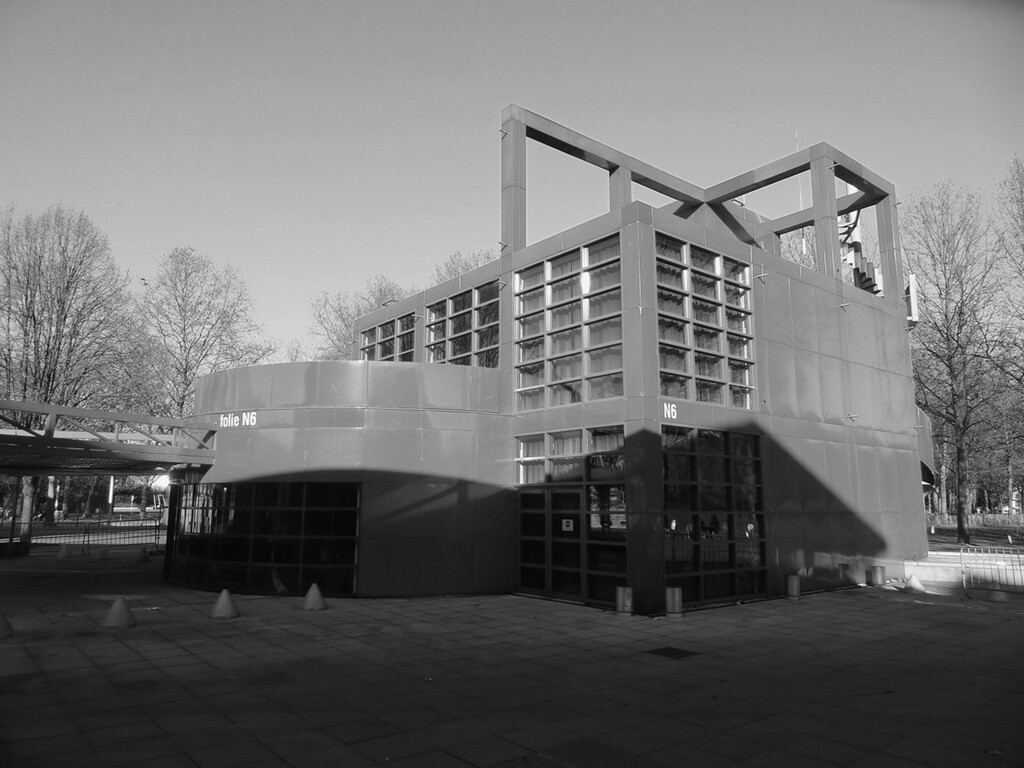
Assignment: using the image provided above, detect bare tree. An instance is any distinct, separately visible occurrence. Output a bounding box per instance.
[1,204,137,539]
[428,249,497,287]
[309,274,410,360]
[903,181,1008,543]
[141,247,274,418]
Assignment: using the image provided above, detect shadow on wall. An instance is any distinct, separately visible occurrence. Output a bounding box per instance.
[165,468,517,599]
[165,424,925,604]
[757,428,924,592]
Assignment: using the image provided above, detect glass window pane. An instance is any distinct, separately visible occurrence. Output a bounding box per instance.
[691,274,718,299]
[427,343,445,362]
[658,317,687,344]
[587,345,622,374]
[728,334,751,359]
[450,312,471,335]
[451,291,471,313]
[583,317,621,350]
[586,236,620,265]
[517,313,544,339]
[477,302,499,326]
[696,380,723,403]
[729,361,751,385]
[726,309,750,333]
[517,435,545,458]
[552,491,582,511]
[398,332,414,352]
[518,337,545,362]
[660,372,689,398]
[659,344,688,372]
[694,327,721,352]
[427,301,446,322]
[661,425,693,451]
[549,457,584,482]
[730,387,752,409]
[427,321,446,343]
[656,233,684,262]
[588,454,625,481]
[476,348,498,368]
[518,363,544,388]
[586,261,620,293]
[379,339,394,357]
[588,485,626,512]
[695,353,722,378]
[725,283,748,308]
[550,430,583,455]
[588,289,621,319]
[549,381,583,406]
[518,462,544,484]
[450,334,471,356]
[690,245,718,273]
[550,327,582,355]
[692,300,719,325]
[477,281,500,303]
[551,276,580,304]
[550,302,581,329]
[590,425,624,451]
[550,250,581,278]
[380,320,395,338]
[588,373,623,399]
[658,289,685,317]
[724,258,749,285]
[550,354,582,381]
[361,329,376,346]
[518,388,544,411]
[476,326,498,349]
[399,314,416,332]
[657,261,684,289]
[517,264,544,292]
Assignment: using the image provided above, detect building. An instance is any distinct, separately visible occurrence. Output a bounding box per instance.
[167,105,931,614]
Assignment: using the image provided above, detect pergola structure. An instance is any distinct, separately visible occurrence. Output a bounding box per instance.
[0,399,215,476]
[500,104,901,303]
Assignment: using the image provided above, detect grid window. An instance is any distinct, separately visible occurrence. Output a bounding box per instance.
[662,427,765,606]
[514,236,624,409]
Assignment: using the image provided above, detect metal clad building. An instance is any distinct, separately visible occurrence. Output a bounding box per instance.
[168,106,929,614]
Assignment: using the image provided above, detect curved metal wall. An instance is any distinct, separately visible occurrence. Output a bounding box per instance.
[167,361,515,597]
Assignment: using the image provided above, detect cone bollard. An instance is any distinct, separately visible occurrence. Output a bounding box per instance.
[302,583,328,611]
[210,589,240,619]
[0,614,14,639]
[137,547,151,562]
[57,544,71,559]
[903,574,928,594]
[101,597,137,629]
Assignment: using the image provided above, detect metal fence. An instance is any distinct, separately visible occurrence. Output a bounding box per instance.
[960,546,1024,592]
[2,518,165,553]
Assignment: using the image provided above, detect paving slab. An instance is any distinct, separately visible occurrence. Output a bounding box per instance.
[1,549,1023,767]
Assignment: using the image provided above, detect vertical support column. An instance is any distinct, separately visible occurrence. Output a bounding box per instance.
[609,163,632,210]
[810,155,841,279]
[622,219,666,615]
[500,110,527,253]
[875,196,902,302]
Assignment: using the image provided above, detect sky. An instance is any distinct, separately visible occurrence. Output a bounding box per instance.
[2,0,1022,352]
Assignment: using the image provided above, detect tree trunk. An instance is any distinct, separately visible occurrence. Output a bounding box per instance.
[955,444,971,544]
[18,476,37,544]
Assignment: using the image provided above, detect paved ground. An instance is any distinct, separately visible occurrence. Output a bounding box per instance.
[1,551,1023,768]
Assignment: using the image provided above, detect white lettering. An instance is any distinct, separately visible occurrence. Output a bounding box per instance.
[663,402,678,420]
[218,412,256,428]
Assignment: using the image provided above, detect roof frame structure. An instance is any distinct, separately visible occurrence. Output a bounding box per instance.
[499,104,903,303]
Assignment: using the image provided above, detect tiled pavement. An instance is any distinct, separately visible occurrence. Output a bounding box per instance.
[1,551,1023,768]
